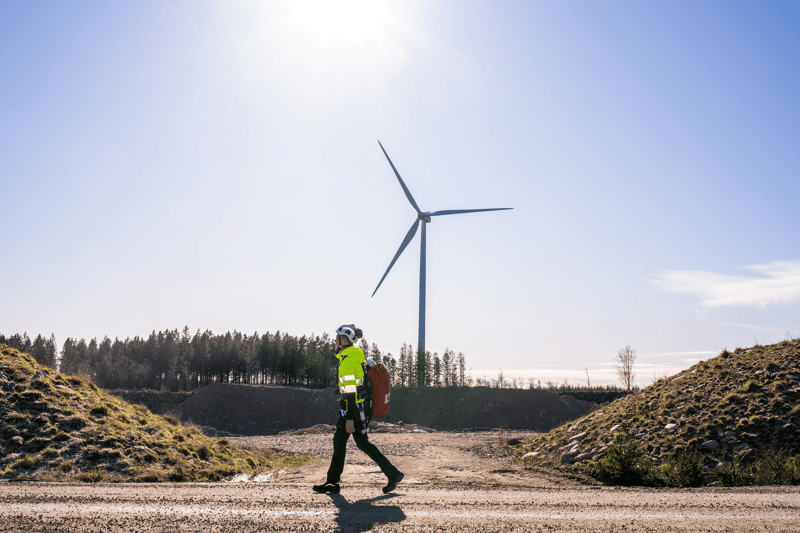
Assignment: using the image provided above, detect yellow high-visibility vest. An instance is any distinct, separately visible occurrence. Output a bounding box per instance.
[336,345,365,396]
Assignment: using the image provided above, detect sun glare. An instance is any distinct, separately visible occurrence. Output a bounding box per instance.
[287,0,396,46]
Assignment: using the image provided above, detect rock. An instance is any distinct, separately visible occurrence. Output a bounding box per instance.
[664,423,678,431]
[32,370,47,380]
[134,445,157,456]
[568,431,588,443]
[10,436,23,447]
[507,438,522,446]
[561,453,574,464]
[521,451,539,460]
[724,431,736,438]
[597,428,606,435]
[734,443,751,452]
[635,432,647,439]
[701,440,719,450]
[574,451,596,462]
[540,461,552,467]
[610,424,621,432]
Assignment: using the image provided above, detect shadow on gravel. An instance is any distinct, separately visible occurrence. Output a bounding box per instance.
[326,493,405,532]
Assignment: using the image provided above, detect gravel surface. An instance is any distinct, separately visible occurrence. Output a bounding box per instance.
[2,430,799,531]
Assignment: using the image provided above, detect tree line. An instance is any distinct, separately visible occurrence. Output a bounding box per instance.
[0,329,468,392]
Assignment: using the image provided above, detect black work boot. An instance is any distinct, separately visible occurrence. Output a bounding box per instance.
[382,471,404,493]
[312,482,340,494]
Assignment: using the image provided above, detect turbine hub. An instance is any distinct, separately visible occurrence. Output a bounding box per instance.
[419,213,432,223]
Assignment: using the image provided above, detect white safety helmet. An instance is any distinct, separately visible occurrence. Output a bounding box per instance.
[335,324,362,345]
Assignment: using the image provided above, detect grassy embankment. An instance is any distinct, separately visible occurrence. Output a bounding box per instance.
[504,339,800,487]
[0,344,312,481]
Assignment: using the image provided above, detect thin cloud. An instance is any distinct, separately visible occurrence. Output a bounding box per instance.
[654,260,800,308]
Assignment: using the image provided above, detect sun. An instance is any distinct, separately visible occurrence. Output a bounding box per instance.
[286,0,397,47]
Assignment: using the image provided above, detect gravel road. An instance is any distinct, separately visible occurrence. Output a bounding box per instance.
[1,430,799,532]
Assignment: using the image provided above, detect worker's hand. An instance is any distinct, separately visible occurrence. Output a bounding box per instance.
[345,420,355,434]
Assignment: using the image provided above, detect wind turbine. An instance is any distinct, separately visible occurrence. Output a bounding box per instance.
[372,140,512,364]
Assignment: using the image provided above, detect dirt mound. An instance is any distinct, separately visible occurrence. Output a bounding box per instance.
[0,344,308,481]
[382,386,596,431]
[505,339,800,482]
[178,382,597,435]
[179,383,338,435]
[108,389,194,417]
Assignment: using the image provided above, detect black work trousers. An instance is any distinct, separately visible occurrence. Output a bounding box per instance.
[326,425,399,484]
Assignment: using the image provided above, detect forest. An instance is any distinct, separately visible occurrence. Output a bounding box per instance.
[0,329,467,392]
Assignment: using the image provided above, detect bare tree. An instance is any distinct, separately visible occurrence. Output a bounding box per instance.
[615,345,637,390]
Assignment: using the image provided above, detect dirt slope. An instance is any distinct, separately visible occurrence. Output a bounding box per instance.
[177,382,597,435]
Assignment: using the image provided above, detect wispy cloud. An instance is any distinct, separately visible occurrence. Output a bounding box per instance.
[653,259,800,308]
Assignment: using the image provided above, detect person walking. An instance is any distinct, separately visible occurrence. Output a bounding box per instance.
[313,324,404,494]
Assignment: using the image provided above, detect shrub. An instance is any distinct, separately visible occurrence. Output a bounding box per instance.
[593,436,655,486]
[753,448,797,486]
[658,450,705,488]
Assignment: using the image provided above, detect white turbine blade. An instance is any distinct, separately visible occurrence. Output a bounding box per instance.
[378,140,422,215]
[428,208,513,216]
[372,218,420,297]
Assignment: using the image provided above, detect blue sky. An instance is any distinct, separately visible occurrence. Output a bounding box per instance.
[2,1,799,386]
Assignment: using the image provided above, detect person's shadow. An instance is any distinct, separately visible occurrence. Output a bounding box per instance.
[327,493,406,532]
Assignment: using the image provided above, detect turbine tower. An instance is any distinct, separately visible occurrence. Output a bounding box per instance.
[372,140,512,366]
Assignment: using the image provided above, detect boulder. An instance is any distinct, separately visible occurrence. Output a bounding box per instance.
[702,440,719,450]
[561,453,574,465]
[568,431,588,443]
[664,423,678,431]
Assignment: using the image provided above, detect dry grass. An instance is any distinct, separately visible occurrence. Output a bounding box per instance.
[0,344,312,482]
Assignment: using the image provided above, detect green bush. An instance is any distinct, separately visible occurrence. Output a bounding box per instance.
[753,448,798,486]
[593,436,655,486]
[716,448,800,486]
[658,450,705,488]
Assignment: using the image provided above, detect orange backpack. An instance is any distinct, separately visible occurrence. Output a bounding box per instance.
[364,363,391,422]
